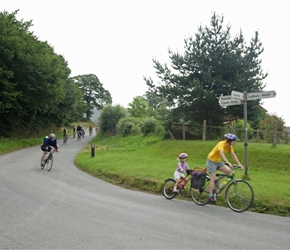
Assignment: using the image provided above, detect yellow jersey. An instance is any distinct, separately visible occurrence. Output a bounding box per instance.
[208,140,233,162]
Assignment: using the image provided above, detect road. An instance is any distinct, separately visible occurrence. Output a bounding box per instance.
[0,132,289,249]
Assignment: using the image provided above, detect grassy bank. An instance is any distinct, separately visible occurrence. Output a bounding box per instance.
[75,134,290,217]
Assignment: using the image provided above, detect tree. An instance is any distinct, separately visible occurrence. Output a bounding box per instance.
[98,105,126,135]
[127,96,148,118]
[259,113,285,143]
[144,12,267,134]
[56,78,86,124]
[0,10,72,136]
[70,74,112,120]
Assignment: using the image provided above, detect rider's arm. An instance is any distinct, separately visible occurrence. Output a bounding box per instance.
[218,150,230,165]
[230,152,244,169]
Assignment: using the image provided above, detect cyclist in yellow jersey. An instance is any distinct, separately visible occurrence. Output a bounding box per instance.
[206,134,244,202]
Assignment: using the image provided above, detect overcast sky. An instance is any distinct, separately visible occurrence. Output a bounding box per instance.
[2,0,290,125]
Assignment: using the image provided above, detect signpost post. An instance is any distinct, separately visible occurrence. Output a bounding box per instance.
[218,90,276,175]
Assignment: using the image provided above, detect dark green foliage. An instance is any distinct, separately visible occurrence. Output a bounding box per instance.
[0,10,72,136]
[141,118,155,136]
[0,10,111,137]
[144,12,267,129]
[98,105,126,135]
[70,74,112,120]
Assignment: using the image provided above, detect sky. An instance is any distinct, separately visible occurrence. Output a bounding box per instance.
[2,0,290,125]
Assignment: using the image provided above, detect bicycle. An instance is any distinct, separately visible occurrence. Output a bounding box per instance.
[162,169,193,199]
[63,135,68,144]
[77,131,82,141]
[41,146,55,171]
[190,165,254,212]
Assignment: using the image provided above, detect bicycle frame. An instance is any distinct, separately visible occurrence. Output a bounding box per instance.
[214,172,235,194]
[204,166,238,196]
[190,165,254,212]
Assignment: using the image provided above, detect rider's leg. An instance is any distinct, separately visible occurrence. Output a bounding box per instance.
[173,171,183,192]
[208,172,216,198]
[215,165,231,183]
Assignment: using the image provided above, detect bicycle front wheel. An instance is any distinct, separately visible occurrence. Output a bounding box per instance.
[225,180,254,212]
[47,154,54,171]
[190,176,210,205]
[162,178,177,200]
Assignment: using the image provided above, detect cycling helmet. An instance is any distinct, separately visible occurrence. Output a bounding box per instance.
[49,133,56,139]
[179,153,188,159]
[224,133,239,141]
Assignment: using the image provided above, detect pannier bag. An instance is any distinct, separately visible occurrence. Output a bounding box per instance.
[191,167,206,189]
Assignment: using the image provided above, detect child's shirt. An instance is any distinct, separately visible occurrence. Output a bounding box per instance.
[175,161,189,173]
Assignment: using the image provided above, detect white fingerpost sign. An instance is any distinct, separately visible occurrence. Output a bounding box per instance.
[247,90,276,100]
[218,90,277,175]
[219,95,243,108]
[231,90,244,100]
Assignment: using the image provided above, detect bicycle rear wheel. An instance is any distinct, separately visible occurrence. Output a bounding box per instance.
[190,176,210,205]
[46,154,54,171]
[162,178,177,200]
[225,180,254,212]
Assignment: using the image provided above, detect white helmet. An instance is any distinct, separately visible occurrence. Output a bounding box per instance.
[179,153,188,159]
[49,133,56,139]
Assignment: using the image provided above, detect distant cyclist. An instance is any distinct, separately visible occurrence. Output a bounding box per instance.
[77,124,82,138]
[63,128,68,144]
[89,124,93,136]
[40,133,59,167]
[73,125,76,138]
[63,128,67,137]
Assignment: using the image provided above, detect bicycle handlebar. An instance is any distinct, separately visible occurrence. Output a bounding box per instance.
[225,163,241,169]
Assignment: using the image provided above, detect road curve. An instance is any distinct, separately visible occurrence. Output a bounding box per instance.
[0,132,289,249]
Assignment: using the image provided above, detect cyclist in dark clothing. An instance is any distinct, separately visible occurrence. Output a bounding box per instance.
[77,124,82,138]
[40,133,59,167]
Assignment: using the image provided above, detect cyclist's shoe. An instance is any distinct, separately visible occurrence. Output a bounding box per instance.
[41,162,44,167]
[173,186,178,193]
[209,196,217,203]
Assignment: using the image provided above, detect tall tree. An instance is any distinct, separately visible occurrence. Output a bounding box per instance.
[0,10,71,136]
[144,12,267,131]
[70,74,112,120]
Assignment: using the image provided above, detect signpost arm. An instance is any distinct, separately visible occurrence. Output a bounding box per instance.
[243,91,248,175]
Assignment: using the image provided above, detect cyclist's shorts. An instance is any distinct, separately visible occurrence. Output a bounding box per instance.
[174,170,185,180]
[206,158,225,173]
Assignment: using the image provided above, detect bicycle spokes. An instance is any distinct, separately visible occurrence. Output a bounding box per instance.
[225,180,254,212]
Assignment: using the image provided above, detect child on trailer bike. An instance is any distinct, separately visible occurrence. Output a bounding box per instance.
[40,133,59,167]
[206,133,244,202]
[173,153,191,192]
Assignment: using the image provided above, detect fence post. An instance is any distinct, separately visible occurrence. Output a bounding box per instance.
[272,121,277,147]
[202,120,206,141]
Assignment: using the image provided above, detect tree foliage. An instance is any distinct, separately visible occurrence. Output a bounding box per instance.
[144,12,268,131]
[0,10,108,137]
[127,96,148,118]
[0,10,74,135]
[98,105,126,135]
[70,74,112,120]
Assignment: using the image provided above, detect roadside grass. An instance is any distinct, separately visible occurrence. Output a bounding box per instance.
[2,132,290,216]
[75,134,290,217]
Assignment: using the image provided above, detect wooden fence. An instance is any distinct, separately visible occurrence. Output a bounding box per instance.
[169,122,290,144]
